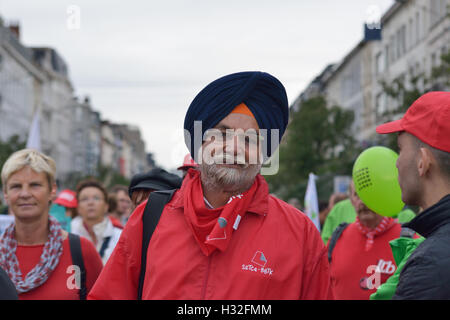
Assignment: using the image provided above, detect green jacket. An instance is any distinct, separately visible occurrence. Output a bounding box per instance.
[370,236,425,300]
[321,199,356,244]
[321,199,417,245]
[397,209,416,224]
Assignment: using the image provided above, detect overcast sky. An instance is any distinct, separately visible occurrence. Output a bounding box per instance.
[0,0,394,171]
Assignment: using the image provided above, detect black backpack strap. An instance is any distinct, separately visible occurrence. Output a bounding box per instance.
[327,222,349,263]
[68,233,87,300]
[99,236,112,258]
[137,189,177,300]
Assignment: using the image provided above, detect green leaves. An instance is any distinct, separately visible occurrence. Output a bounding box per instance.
[267,96,358,201]
[0,135,26,188]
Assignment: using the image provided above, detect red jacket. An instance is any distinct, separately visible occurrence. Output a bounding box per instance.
[329,222,402,300]
[89,175,334,300]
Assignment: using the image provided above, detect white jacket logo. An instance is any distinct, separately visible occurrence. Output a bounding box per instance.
[375,259,396,274]
[360,259,396,290]
[242,251,274,276]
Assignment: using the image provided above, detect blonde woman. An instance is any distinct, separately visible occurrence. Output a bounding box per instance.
[0,149,103,299]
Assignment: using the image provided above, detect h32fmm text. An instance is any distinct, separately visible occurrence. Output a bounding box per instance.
[177,304,271,318]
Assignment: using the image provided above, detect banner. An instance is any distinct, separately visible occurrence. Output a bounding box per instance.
[26,110,41,151]
[304,173,320,231]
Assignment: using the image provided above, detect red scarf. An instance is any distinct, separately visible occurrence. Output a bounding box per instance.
[183,169,259,256]
[355,216,396,251]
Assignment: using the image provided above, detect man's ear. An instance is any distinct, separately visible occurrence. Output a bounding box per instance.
[417,147,432,177]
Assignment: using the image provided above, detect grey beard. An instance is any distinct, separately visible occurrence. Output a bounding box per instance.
[199,162,261,194]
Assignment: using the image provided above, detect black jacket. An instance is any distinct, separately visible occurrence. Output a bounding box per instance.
[0,266,18,300]
[393,194,450,300]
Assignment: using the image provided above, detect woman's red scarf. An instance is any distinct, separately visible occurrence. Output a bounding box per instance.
[355,216,396,251]
[183,169,260,256]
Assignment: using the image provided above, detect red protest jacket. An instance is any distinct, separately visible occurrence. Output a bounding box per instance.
[329,222,402,300]
[88,175,334,300]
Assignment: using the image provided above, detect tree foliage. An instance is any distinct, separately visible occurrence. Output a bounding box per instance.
[0,135,26,188]
[266,96,359,201]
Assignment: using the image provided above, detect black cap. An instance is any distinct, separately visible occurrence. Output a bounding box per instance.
[128,168,182,197]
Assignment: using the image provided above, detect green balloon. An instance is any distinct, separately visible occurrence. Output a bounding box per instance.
[352,146,404,217]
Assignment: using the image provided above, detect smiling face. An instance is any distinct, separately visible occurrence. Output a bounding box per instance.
[199,112,263,193]
[3,166,56,222]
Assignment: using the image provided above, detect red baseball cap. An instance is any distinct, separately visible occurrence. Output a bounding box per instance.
[54,189,78,208]
[177,153,198,171]
[376,91,450,152]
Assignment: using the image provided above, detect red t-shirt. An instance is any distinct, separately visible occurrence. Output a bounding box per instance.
[329,222,402,300]
[16,236,103,300]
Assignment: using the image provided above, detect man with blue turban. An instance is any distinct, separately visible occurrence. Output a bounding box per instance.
[89,71,334,300]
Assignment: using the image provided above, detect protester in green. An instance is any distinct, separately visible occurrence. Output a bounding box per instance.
[321,199,356,244]
[322,201,416,245]
[370,235,425,300]
[397,209,416,224]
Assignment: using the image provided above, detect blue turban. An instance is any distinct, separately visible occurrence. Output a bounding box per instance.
[184,71,289,162]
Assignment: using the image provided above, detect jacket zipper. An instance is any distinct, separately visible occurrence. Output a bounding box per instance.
[201,255,213,299]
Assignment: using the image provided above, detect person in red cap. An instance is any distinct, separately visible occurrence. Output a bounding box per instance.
[49,189,78,232]
[376,91,450,299]
[177,153,198,178]
[328,181,402,300]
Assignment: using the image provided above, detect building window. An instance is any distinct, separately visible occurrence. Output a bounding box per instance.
[390,36,396,63]
[400,25,406,56]
[430,0,445,27]
[375,52,384,75]
[431,52,436,68]
[408,18,413,50]
[396,27,406,59]
[441,0,448,20]
[384,45,390,70]
[416,11,420,44]
[376,92,387,119]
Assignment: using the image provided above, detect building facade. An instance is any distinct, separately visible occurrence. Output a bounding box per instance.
[372,0,449,127]
[32,47,75,182]
[0,21,44,144]
[0,16,152,186]
[70,96,102,178]
[294,0,449,146]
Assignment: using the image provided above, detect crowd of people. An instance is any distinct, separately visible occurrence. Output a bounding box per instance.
[0,71,449,300]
